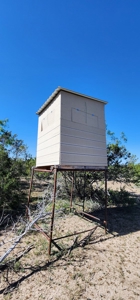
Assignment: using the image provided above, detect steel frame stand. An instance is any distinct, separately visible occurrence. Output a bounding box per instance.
[48,168,57,255]
[27,166,108,255]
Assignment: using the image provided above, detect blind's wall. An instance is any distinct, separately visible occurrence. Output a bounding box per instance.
[36,94,61,167]
[60,91,107,166]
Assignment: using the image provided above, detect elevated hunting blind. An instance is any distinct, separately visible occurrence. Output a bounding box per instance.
[27,87,108,255]
[36,87,107,168]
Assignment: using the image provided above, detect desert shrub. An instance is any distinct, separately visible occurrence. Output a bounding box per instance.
[0,120,32,210]
[108,188,136,206]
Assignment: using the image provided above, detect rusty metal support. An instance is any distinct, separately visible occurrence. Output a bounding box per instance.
[34,223,50,241]
[53,226,98,241]
[48,168,58,255]
[83,170,86,212]
[76,210,101,222]
[27,165,108,255]
[33,168,52,173]
[104,169,108,234]
[70,171,74,211]
[27,167,52,214]
[26,167,35,217]
[27,167,34,208]
[34,223,62,251]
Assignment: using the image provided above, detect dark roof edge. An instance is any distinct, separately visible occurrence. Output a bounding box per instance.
[36,86,108,115]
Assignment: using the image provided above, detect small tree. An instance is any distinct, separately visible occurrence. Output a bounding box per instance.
[62,130,138,205]
[107,130,135,183]
[0,120,31,210]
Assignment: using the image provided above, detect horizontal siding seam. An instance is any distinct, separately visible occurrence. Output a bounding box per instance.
[61,152,107,157]
[61,134,106,144]
[61,125,105,137]
[37,162,58,166]
[61,162,107,166]
[61,142,106,150]
[37,142,60,152]
[37,151,59,158]
[38,125,60,139]
[37,133,60,145]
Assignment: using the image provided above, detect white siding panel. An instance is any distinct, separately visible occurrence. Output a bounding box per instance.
[87,113,98,127]
[37,129,60,150]
[36,94,61,167]
[61,153,107,166]
[36,90,107,167]
[61,125,106,142]
[60,92,107,166]
[61,134,106,149]
[61,118,105,136]
[61,91,105,129]
[72,108,87,125]
[37,144,60,156]
[36,152,59,166]
[61,144,107,156]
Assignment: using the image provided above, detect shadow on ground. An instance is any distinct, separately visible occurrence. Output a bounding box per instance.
[1,202,140,295]
[84,203,140,236]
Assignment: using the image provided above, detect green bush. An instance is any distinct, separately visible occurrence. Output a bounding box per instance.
[108,188,136,206]
[0,120,32,210]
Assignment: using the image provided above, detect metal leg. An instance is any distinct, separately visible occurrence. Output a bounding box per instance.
[70,171,74,211]
[26,167,34,217]
[104,169,108,234]
[48,168,57,255]
[83,171,86,212]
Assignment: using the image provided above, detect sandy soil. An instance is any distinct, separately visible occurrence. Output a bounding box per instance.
[106,181,140,196]
[0,183,140,300]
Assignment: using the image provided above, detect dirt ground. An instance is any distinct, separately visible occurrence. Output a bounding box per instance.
[0,183,140,300]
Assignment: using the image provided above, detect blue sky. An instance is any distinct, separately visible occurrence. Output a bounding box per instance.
[0,0,140,161]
